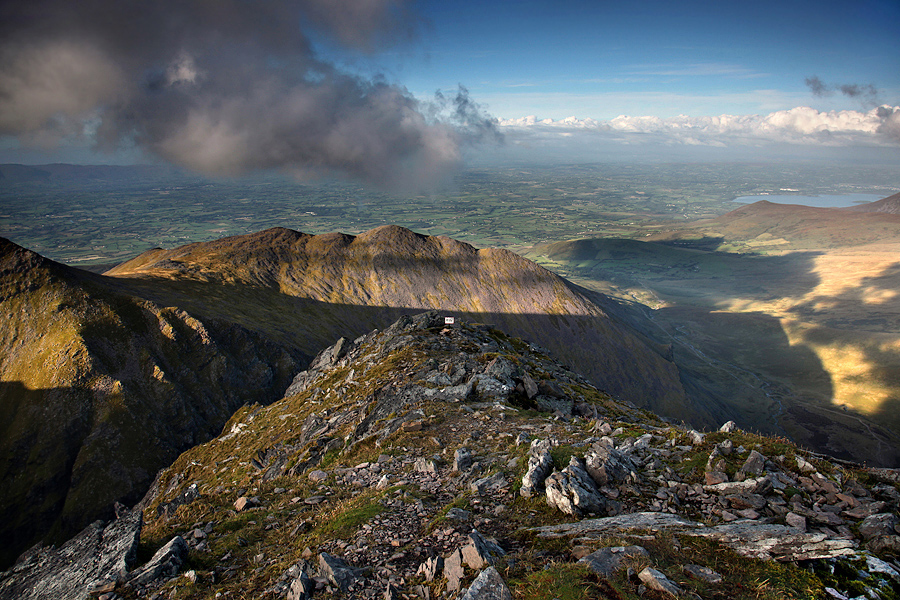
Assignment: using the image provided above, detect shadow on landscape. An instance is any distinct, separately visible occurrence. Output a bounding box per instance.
[654,236,729,252]
[0,380,93,570]
[556,240,900,467]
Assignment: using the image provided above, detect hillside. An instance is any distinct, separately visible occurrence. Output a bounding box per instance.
[4,312,899,600]
[107,226,698,423]
[649,200,900,252]
[0,226,699,570]
[0,238,302,569]
[849,192,900,214]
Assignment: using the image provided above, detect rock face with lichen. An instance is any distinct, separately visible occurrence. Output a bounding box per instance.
[5,311,898,600]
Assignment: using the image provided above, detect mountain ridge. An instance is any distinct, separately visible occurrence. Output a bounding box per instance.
[4,311,899,600]
[107,226,695,421]
[0,226,699,570]
[849,192,900,214]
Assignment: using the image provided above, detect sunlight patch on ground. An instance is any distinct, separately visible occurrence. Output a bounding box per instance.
[781,320,899,418]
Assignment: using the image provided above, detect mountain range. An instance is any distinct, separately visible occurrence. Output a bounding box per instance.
[0,225,696,569]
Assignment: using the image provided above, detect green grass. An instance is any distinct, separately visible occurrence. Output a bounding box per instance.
[509,563,607,599]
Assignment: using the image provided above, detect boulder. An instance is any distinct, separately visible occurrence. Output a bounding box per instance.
[416,556,443,581]
[286,561,314,600]
[859,513,900,540]
[318,552,362,591]
[683,564,722,584]
[521,373,539,399]
[461,530,505,569]
[460,566,512,600]
[639,567,682,597]
[520,440,554,498]
[234,496,260,511]
[584,445,635,487]
[443,548,465,592]
[704,477,772,496]
[545,457,605,517]
[453,447,474,472]
[414,458,438,474]
[127,535,189,587]
[785,512,807,531]
[471,472,507,495]
[740,450,766,476]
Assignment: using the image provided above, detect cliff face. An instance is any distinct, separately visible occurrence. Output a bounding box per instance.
[0,237,302,569]
[5,312,897,600]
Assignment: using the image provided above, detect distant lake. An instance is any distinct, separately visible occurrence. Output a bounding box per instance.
[732,193,884,208]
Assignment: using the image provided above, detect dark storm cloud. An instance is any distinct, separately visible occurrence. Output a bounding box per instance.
[806,76,880,104]
[0,0,490,189]
[805,76,830,97]
[433,85,503,145]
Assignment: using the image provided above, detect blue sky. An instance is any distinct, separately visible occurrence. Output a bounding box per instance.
[335,0,900,120]
[1,0,898,176]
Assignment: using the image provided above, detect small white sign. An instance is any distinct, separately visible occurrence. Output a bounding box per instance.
[444,316,455,325]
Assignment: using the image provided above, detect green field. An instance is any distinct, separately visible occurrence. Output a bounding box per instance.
[3,162,898,267]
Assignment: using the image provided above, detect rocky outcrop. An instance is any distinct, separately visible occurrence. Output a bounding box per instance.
[460,567,512,600]
[545,456,606,517]
[0,507,141,600]
[125,535,188,588]
[579,546,650,578]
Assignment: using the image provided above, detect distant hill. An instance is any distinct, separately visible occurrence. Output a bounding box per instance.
[649,200,900,250]
[0,237,301,569]
[847,191,900,214]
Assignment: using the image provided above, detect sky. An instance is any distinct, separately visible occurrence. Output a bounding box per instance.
[1,0,898,185]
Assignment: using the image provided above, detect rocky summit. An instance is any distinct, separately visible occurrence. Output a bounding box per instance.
[4,312,898,600]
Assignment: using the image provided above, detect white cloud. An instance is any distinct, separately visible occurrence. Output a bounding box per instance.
[497,105,900,147]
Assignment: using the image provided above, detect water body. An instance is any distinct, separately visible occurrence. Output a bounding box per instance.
[733,193,883,208]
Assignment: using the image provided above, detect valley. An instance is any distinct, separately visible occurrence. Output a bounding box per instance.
[523,200,900,465]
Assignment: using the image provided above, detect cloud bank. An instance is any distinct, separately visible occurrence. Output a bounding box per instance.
[499,105,900,148]
[0,0,496,189]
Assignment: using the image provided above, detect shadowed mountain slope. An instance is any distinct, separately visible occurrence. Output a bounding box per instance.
[848,191,900,214]
[108,226,694,421]
[0,238,301,569]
